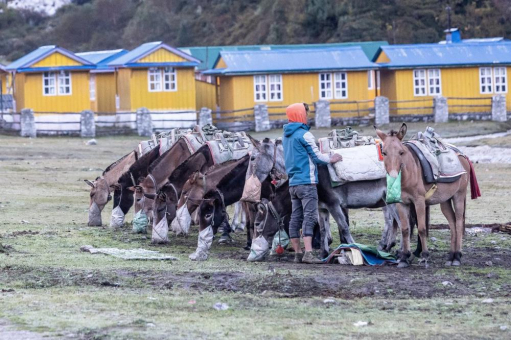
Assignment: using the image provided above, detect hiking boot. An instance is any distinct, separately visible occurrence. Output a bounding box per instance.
[302,251,324,264]
[294,253,303,263]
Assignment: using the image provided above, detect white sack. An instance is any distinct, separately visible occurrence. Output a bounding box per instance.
[110,206,125,228]
[328,144,386,184]
[171,205,192,236]
[152,215,169,244]
[247,236,270,262]
[189,226,213,261]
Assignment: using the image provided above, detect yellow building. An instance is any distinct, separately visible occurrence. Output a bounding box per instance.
[108,41,200,112]
[374,38,511,114]
[0,64,7,94]
[6,45,96,113]
[204,47,378,120]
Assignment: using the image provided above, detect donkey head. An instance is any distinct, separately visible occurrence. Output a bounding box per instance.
[178,171,206,213]
[85,177,112,226]
[152,183,178,228]
[376,123,408,178]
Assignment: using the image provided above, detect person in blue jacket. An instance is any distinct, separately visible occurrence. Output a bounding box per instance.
[283,103,342,264]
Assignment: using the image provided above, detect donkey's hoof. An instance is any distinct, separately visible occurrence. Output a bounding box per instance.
[445,261,453,267]
[218,235,232,245]
[397,261,410,268]
[408,254,416,264]
[452,260,461,266]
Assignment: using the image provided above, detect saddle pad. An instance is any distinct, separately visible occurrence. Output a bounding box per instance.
[206,138,253,164]
[158,128,191,154]
[327,144,385,184]
[139,140,156,155]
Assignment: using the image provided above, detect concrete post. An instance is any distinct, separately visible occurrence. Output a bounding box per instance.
[199,107,213,126]
[433,96,448,123]
[254,104,270,132]
[20,108,36,138]
[374,96,389,126]
[492,95,507,122]
[136,107,153,137]
[80,110,96,138]
[314,100,331,128]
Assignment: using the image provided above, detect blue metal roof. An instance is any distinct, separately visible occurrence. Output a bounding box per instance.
[375,42,511,68]
[77,49,129,73]
[0,64,6,72]
[203,47,377,76]
[108,41,200,67]
[6,45,93,71]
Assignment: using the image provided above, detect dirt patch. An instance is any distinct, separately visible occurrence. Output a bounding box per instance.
[0,319,59,340]
[3,230,40,238]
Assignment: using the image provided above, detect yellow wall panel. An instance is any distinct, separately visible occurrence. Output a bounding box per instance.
[195,80,217,110]
[138,48,187,63]
[22,71,90,112]
[218,77,235,112]
[215,57,227,69]
[129,68,196,111]
[32,52,82,68]
[96,73,117,113]
[375,51,390,64]
[0,72,6,94]
[117,69,131,111]
[14,73,25,110]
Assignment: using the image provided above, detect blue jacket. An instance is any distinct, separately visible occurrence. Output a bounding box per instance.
[283,123,330,186]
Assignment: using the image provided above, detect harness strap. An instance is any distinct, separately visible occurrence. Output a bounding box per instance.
[425,184,438,200]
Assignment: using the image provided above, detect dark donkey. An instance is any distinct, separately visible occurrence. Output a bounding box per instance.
[85,150,138,226]
[376,124,481,267]
[111,146,161,227]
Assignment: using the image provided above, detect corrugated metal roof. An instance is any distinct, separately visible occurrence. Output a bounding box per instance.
[181,41,388,71]
[438,37,507,44]
[6,45,93,71]
[76,49,127,64]
[0,64,6,72]
[203,47,377,75]
[108,41,200,67]
[376,42,511,68]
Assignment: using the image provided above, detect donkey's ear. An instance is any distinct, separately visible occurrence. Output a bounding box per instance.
[84,180,95,188]
[397,123,407,141]
[189,171,199,184]
[247,134,261,150]
[375,128,387,142]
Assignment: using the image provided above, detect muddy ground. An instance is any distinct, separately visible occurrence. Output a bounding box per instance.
[1,121,511,339]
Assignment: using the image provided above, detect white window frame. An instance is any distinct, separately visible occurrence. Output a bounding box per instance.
[42,72,56,96]
[413,69,427,97]
[89,74,96,101]
[148,68,162,92]
[254,75,267,102]
[494,67,507,94]
[319,73,333,100]
[334,72,348,99]
[479,67,493,94]
[268,74,283,102]
[427,69,442,96]
[57,70,72,95]
[163,67,177,92]
[368,70,374,89]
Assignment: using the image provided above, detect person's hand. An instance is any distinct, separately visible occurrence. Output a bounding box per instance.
[330,153,343,163]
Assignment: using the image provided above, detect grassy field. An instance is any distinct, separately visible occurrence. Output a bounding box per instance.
[1,121,511,339]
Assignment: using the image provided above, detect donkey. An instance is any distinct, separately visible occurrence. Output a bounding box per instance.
[85,150,138,226]
[167,155,250,239]
[376,123,480,267]
[246,138,401,257]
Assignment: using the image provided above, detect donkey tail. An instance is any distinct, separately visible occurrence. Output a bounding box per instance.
[467,157,481,200]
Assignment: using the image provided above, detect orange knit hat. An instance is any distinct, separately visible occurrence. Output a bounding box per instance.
[286,103,307,124]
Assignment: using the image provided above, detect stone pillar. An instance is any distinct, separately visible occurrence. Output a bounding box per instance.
[492,95,507,122]
[136,107,153,137]
[254,104,270,132]
[20,108,36,138]
[199,107,213,126]
[80,110,96,138]
[433,96,448,123]
[374,96,389,126]
[314,100,331,128]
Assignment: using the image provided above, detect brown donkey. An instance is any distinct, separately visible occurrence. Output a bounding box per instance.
[376,124,481,268]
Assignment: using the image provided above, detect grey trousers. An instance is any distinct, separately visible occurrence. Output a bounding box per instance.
[289,184,318,239]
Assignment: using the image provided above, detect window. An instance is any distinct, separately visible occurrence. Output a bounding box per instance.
[254,75,267,102]
[427,69,442,95]
[480,67,493,94]
[319,73,332,99]
[58,71,71,95]
[368,70,374,89]
[43,72,56,96]
[334,72,348,99]
[164,67,177,91]
[269,74,282,101]
[494,67,507,94]
[413,70,427,96]
[89,74,96,101]
[148,68,162,92]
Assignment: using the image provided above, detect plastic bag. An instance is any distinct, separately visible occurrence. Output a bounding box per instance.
[247,235,269,262]
[386,171,402,204]
[271,229,290,253]
[152,215,169,244]
[110,206,125,228]
[241,174,262,203]
[132,210,148,234]
[189,226,213,261]
[171,205,192,236]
